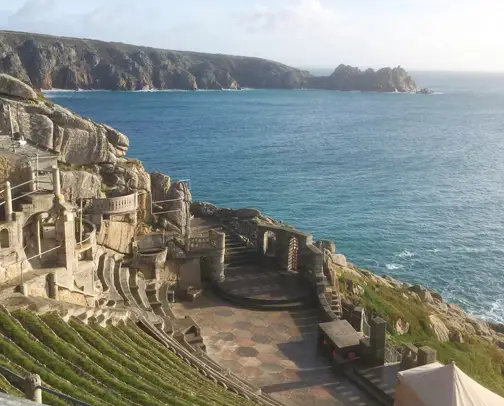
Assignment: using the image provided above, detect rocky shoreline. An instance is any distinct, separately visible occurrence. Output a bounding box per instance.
[0,30,422,93]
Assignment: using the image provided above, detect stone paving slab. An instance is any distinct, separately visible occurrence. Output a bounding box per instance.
[172,291,379,406]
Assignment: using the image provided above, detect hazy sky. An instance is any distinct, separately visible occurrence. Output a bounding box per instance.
[0,0,503,72]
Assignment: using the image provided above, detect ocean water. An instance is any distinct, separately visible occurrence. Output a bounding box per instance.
[46,72,504,323]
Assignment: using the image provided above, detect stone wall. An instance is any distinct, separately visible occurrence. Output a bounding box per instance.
[97,220,135,254]
[90,193,138,215]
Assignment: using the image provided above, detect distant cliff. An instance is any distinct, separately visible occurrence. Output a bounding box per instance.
[0,30,418,92]
[310,64,418,93]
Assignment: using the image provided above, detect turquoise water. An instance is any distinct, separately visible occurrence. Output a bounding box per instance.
[47,72,504,323]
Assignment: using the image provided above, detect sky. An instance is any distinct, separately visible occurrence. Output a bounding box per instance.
[0,0,503,72]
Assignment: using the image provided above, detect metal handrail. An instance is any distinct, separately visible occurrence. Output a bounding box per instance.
[385,339,402,364]
[11,190,41,202]
[23,245,62,264]
[10,179,35,191]
[0,364,92,405]
[152,197,184,204]
[40,387,93,406]
[152,209,182,215]
[76,234,92,247]
[0,364,24,385]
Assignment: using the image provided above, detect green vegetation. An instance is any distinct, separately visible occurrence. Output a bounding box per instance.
[0,308,256,405]
[58,162,96,174]
[340,273,504,396]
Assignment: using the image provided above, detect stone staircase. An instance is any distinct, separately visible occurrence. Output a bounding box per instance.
[225,233,257,269]
[326,283,343,319]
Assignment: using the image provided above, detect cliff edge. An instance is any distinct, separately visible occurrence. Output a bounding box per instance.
[0,30,418,92]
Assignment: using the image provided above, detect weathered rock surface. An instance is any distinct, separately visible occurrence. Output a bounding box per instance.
[0,73,37,99]
[0,91,128,167]
[395,318,410,335]
[151,172,191,232]
[0,31,419,93]
[429,314,450,342]
[409,285,434,303]
[60,170,102,202]
[191,201,219,218]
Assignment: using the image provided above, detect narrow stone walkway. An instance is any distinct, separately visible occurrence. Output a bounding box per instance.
[172,291,378,406]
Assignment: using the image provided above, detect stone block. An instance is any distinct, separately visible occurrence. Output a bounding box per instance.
[370,317,387,349]
[418,346,437,366]
[350,307,364,332]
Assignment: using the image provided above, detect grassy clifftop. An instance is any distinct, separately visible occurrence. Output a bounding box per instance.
[332,263,504,395]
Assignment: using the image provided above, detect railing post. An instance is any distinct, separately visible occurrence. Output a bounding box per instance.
[52,166,61,198]
[36,213,42,258]
[4,181,13,221]
[24,374,42,403]
[29,168,36,192]
[35,153,39,191]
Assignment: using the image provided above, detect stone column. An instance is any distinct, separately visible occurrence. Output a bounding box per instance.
[19,283,28,297]
[24,374,42,403]
[369,317,387,366]
[55,210,77,274]
[48,273,59,301]
[4,181,12,221]
[417,346,437,366]
[52,166,61,198]
[212,231,226,282]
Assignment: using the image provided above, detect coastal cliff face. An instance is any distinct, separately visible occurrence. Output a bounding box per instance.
[0,30,418,92]
[309,64,418,93]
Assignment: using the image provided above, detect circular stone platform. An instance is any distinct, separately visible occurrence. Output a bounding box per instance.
[217,264,313,306]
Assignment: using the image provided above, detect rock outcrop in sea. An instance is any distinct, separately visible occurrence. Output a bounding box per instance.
[309,64,418,93]
[0,30,419,93]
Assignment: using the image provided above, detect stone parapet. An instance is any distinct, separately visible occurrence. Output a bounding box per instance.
[90,193,138,214]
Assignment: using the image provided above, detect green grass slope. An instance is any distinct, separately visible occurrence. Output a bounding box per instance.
[0,308,256,405]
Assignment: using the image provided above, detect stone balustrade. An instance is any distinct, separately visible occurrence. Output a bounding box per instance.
[90,193,138,214]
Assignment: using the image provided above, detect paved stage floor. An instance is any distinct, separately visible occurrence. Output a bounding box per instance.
[218,266,312,301]
[172,291,378,406]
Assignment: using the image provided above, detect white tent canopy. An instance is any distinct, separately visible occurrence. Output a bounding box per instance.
[394,362,504,406]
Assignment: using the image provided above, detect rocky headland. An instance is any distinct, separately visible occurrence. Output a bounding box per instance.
[0,30,420,92]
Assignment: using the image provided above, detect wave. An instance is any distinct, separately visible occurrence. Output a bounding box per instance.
[396,249,415,258]
[133,89,191,93]
[42,88,113,93]
[385,263,404,270]
[482,298,504,324]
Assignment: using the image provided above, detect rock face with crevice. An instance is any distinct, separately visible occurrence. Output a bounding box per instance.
[0,30,419,92]
[0,74,151,203]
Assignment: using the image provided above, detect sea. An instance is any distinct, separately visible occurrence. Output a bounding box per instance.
[46,71,504,323]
